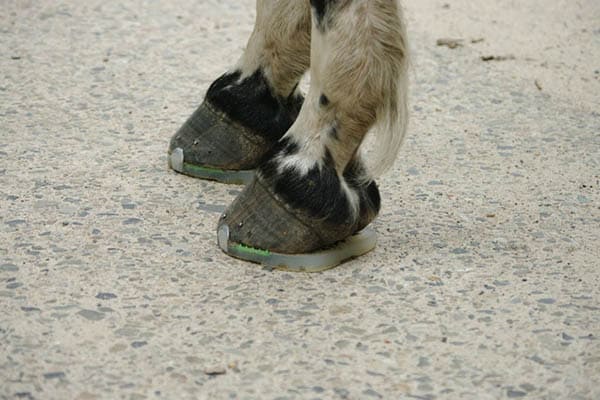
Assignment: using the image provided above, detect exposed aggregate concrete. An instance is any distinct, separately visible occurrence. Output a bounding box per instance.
[1,1,599,399]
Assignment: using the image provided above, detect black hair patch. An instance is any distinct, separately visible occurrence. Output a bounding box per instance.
[328,125,339,140]
[310,0,339,31]
[259,155,353,225]
[319,94,330,107]
[310,0,328,26]
[323,147,335,167]
[206,69,303,142]
[278,137,300,157]
[343,157,381,218]
[364,180,381,214]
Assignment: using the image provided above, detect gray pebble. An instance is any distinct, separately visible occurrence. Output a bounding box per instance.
[407,167,420,176]
[203,366,226,375]
[96,292,117,300]
[0,263,18,272]
[77,309,105,321]
[363,389,383,398]
[537,298,556,304]
[520,383,536,392]
[6,219,26,227]
[562,332,574,341]
[334,388,350,399]
[123,218,142,225]
[451,248,468,254]
[43,372,66,380]
[507,389,527,398]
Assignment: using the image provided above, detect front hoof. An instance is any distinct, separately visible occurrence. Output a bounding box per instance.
[217,176,378,271]
[168,101,269,175]
[217,221,377,272]
[218,177,327,254]
[219,148,384,248]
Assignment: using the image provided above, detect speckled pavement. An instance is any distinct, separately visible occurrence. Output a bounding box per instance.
[1,1,599,399]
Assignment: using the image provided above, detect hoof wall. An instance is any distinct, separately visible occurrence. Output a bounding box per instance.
[168,148,254,185]
[217,224,377,272]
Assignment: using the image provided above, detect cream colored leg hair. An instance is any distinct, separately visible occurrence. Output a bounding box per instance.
[281,0,409,178]
[236,0,312,97]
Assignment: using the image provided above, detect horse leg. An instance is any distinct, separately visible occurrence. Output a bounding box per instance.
[169,0,311,183]
[219,0,409,269]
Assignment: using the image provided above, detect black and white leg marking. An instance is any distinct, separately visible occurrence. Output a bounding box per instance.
[218,0,409,260]
[257,0,408,227]
[206,69,303,142]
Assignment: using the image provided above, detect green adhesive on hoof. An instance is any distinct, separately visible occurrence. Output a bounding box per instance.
[168,148,254,185]
[217,224,377,273]
[232,243,272,257]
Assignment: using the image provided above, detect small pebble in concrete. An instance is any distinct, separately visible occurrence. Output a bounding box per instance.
[204,367,226,376]
[96,292,117,300]
[507,389,527,398]
[0,1,597,399]
[0,263,18,272]
[537,298,556,304]
[77,309,105,321]
[43,372,66,380]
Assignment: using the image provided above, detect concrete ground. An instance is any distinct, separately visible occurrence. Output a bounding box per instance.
[1,0,599,399]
